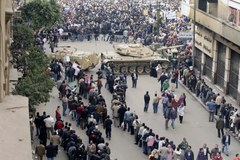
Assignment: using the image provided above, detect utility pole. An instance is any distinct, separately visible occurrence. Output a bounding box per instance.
[157,0,160,35]
[192,0,197,71]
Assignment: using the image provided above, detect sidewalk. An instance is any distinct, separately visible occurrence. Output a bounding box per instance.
[202,76,239,108]
[179,76,240,143]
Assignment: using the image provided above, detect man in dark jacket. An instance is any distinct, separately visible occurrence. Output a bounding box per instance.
[221,132,230,156]
[144,91,150,112]
[45,142,57,160]
[159,73,168,91]
[118,104,127,127]
[216,116,224,138]
[104,115,113,140]
[34,112,41,136]
[202,144,210,160]
[184,145,194,160]
[131,72,138,88]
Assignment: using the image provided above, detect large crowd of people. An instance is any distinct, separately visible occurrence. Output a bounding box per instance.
[56,0,191,46]
[29,0,240,160]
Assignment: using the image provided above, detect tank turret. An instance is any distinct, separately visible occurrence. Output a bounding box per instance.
[48,47,99,70]
[113,43,154,58]
[102,44,170,74]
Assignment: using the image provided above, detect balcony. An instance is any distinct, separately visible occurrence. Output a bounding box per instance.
[4,0,13,22]
[181,2,240,47]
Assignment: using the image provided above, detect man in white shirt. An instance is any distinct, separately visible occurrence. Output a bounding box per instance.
[44,115,55,139]
[123,29,128,43]
[58,28,64,35]
[137,123,145,147]
[88,115,97,125]
[74,66,81,80]
[215,93,222,115]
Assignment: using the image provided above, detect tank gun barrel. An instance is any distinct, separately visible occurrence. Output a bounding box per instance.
[156,45,185,51]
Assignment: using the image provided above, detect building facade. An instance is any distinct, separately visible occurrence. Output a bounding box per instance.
[0,0,13,102]
[182,0,240,104]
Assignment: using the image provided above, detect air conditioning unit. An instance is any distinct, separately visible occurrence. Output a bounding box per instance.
[207,0,218,3]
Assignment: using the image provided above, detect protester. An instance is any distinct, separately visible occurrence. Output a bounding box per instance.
[221,131,231,156]
[153,93,160,113]
[216,115,224,138]
[35,141,45,160]
[144,91,151,112]
[45,142,57,160]
[206,99,216,122]
[104,115,113,140]
[177,103,185,124]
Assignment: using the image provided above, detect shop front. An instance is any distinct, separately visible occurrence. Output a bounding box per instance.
[195,26,213,79]
[229,50,240,99]
[216,42,226,88]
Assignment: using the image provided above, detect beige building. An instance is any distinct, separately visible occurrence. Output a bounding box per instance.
[182,0,240,104]
[0,0,31,159]
[0,0,12,101]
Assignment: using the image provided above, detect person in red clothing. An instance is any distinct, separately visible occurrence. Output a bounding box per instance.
[76,103,84,126]
[54,119,64,130]
[234,153,240,160]
[213,152,223,160]
[55,106,61,120]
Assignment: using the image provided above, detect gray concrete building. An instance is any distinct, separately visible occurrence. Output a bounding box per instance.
[182,0,240,104]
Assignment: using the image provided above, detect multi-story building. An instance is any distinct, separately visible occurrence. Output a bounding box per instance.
[0,0,31,159]
[182,0,240,104]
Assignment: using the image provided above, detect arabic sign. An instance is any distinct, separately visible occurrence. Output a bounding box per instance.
[195,27,213,58]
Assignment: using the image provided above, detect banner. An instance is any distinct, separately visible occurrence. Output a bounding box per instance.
[164,11,177,20]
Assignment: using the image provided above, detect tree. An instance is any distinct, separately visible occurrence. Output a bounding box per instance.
[10,24,35,70]
[11,1,59,111]
[13,47,55,109]
[20,0,61,30]
[10,23,55,109]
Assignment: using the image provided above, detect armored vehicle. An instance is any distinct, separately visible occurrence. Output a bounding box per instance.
[48,47,99,70]
[102,43,170,74]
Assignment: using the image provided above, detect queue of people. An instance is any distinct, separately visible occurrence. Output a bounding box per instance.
[33,80,113,160]
[179,59,240,142]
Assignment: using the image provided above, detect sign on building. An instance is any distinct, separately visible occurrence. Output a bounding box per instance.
[195,27,213,57]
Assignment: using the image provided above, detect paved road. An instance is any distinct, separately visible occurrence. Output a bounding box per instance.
[33,40,239,160]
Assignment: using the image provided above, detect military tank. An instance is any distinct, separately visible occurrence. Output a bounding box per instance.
[102,43,170,74]
[48,47,99,70]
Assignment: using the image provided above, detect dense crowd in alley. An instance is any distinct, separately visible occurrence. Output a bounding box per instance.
[29,0,240,160]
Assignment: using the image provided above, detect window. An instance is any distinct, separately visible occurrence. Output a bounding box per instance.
[229,7,237,24]
[198,0,207,12]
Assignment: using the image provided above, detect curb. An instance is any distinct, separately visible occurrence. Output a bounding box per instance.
[179,81,240,143]
[179,81,209,112]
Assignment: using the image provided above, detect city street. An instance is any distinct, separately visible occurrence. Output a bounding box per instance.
[33,40,240,160]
